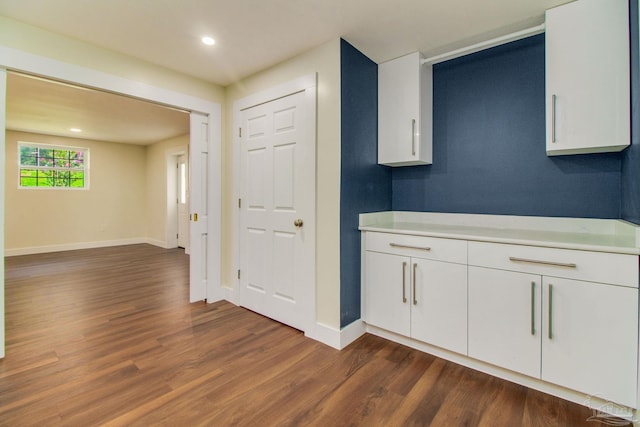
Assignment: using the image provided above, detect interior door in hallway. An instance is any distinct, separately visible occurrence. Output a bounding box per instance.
[239,89,315,332]
[177,154,190,252]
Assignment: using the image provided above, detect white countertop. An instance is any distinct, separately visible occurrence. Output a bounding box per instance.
[359,211,640,255]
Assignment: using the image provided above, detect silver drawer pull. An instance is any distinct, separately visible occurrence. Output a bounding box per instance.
[402,262,407,303]
[551,94,557,143]
[548,283,554,340]
[390,243,431,251]
[411,119,416,156]
[509,257,576,269]
[530,281,536,336]
[412,263,418,305]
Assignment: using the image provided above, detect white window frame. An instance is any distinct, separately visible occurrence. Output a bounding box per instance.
[17,141,90,190]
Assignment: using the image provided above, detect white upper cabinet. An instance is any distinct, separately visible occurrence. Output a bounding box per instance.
[545,0,630,155]
[378,52,433,166]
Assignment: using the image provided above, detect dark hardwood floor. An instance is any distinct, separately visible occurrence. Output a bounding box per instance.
[1,244,611,426]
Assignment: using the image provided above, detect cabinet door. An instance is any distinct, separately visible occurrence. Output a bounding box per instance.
[364,251,410,336]
[542,277,638,407]
[378,52,432,166]
[468,267,541,378]
[545,0,629,155]
[411,259,467,354]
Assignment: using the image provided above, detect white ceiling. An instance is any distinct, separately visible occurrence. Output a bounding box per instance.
[0,0,572,143]
[6,72,190,144]
[0,0,572,87]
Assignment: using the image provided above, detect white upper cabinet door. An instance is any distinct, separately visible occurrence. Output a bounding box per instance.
[546,0,630,155]
[378,52,432,166]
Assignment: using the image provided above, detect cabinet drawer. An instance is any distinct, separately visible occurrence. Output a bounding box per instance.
[468,241,638,288]
[365,232,466,264]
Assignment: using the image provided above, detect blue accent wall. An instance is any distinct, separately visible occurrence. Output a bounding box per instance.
[392,34,623,218]
[622,0,640,224]
[340,0,638,326]
[340,39,391,327]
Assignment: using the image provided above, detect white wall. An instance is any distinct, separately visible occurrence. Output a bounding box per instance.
[5,131,147,254]
[225,39,342,329]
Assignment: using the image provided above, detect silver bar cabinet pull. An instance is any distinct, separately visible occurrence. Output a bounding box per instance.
[390,243,431,251]
[530,281,536,336]
[509,257,576,269]
[552,94,557,143]
[411,119,416,156]
[548,284,554,340]
[412,263,418,305]
[402,262,407,303]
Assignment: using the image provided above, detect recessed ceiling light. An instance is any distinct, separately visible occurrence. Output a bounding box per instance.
[201,36,216,46]
[70,128,82,133]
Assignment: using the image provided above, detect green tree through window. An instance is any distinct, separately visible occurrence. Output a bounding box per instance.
[19,142,88,188]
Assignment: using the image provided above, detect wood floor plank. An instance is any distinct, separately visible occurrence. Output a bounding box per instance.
[1,244,604,426]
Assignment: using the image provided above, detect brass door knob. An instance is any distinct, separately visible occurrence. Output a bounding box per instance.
[294,219,304,228]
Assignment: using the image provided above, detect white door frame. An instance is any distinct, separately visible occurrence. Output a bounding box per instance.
[232,74,317,334]
[0,46,223,357]
[0,68,6,359]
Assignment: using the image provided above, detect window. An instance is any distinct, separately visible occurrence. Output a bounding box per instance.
[18,142,89,189]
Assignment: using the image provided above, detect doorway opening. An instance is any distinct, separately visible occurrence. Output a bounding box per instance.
[166,148,190,254]
[5,71,191,256]
[0,49,222,358]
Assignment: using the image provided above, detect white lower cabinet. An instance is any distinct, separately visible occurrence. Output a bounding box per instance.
[411,258,467,354]
[361,214,640,411]
[365,251,411,337]
[364,233,467,354]
[468,267,541,378]
[541,277,638,408]
[468,242,639,408]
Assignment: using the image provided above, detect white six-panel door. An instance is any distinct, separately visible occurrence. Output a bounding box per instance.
[189,112,209,302]
[239,89,314,331]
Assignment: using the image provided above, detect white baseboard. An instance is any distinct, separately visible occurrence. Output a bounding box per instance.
[305,319,366,350]
[5,238,149,256]
[145,238,172,249]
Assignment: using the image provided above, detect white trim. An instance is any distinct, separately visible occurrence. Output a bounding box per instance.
[0,46,223,355]
[339,319,367,348]
[5,237,175,256]
[5,238,151,257]
[305,319,366,350]
[0,68,6,359]
[146,238,171,249]
[0,46,216,115]
[421,23,546,65]
[234,74,317,112]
